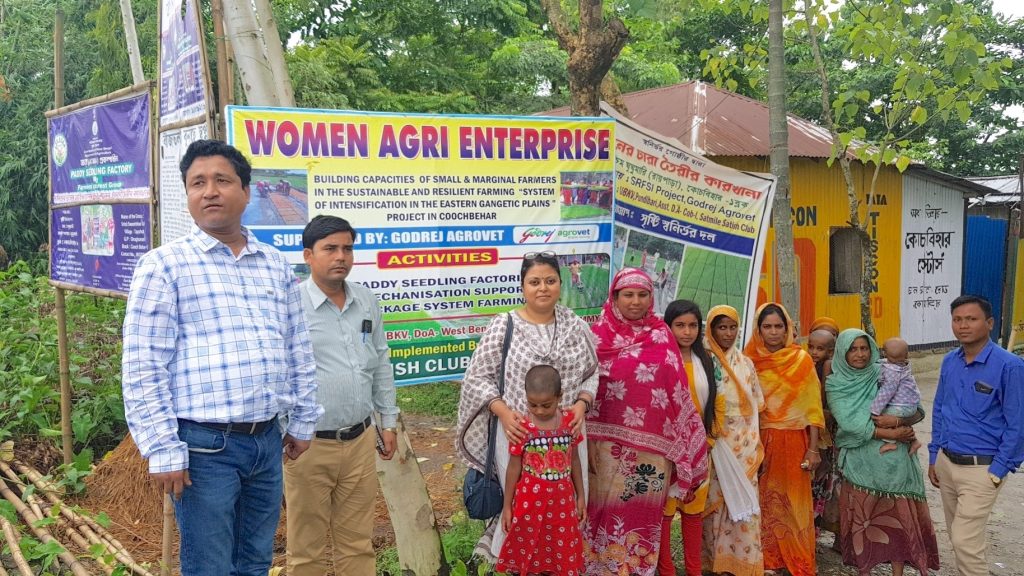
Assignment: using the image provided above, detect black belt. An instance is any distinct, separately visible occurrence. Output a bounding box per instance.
[180,416,277,435]
[316,416,372,441]
[943,449,994,466]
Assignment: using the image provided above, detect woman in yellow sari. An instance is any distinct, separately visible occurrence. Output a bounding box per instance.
[743,303,824,576]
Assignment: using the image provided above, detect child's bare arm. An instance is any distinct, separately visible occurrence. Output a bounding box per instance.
[502,454,522,532]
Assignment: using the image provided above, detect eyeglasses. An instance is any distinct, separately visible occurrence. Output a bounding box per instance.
[523,251,557,260]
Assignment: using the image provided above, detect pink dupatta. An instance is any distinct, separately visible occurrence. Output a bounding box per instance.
[588,268,708,493]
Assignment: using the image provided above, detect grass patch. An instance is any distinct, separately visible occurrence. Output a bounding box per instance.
[396,381,461,421]
[375,513,490,576]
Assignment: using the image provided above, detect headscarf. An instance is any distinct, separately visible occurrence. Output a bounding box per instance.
[589,268,708,492]
[809,316,840,337]
[743,302,824,431]
[825,329,925,500]
[705,305,758,422]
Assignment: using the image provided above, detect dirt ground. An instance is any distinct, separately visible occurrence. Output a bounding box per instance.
[66,352,1024,575]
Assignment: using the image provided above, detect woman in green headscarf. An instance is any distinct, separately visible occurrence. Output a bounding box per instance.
[825,329,939,576]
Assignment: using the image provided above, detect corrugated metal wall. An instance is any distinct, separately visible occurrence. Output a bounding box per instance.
[965,216,1008,337]
[714,156,902,339]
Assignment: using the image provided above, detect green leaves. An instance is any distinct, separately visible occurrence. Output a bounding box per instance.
[0,262,127,456]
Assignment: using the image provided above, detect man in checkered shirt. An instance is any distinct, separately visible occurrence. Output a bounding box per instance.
[122,139,323,576]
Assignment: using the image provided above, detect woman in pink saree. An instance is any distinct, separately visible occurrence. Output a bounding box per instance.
[585,268,708,576]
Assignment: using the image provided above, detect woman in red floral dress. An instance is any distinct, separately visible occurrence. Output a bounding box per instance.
[497,365,586,576]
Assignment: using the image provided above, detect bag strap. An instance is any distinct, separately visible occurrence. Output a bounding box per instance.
[482,313,514,480]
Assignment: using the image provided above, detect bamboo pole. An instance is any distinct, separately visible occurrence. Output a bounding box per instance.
[14,463,134,556]
[0,467,115,576]
[0,517,33,576]
[0,478,92,576]
[211,0,229,137]
[53,6,74,467]
[44,81,152,118]
[221,0,281,106]
[47,279,130,300]
[8,463,153,576]
[161,495,174,576]
[55,287,73,466]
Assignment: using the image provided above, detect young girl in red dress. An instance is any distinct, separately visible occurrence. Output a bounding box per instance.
[496,365,586,576]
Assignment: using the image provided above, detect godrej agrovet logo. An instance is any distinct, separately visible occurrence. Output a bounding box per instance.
[515,225,600,245]
[52,134,69,167]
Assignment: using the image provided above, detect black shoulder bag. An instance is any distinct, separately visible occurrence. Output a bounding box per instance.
[462,313,513,520]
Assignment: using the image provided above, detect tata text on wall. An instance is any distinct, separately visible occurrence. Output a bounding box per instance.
[47,89,153,295]
[227,107,615,385]
[603,105,775,336]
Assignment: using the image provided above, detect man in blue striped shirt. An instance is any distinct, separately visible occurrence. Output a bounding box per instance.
[122,140,323,576]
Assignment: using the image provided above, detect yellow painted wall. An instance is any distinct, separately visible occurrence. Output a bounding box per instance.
[714,156,903,340]
[1011,236,1024,355]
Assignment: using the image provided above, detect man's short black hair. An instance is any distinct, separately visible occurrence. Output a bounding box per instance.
[303,215,357,249]
[179,139,252,188]
[950,294,993,319]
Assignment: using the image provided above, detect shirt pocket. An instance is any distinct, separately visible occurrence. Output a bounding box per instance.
[359,340,380,375]
[961,382,996,418]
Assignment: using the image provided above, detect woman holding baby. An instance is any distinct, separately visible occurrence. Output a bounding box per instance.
[825,329,939,576]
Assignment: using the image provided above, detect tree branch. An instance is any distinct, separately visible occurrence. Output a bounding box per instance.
[540,0,574,52]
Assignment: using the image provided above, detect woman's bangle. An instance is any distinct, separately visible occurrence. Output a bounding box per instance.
[807,449,820,454]
[574,397,592,413]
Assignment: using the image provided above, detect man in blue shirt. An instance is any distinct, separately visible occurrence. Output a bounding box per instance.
[123,140,323,575]
[928,294,1024,576]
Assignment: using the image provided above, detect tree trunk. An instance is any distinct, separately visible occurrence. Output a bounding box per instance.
[540,0,629,116]
[803,5,875,337]
[600,74,629,116]
[767,0,800,327]
[118,0,144,84]
[376,415,448,576]
[220,0,281,106]
[252,0,294,107]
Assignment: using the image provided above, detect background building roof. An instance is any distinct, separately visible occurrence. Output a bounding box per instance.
[542,80,838,157]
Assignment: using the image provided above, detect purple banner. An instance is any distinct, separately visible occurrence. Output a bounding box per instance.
[50,204,152,294]
[48,92,152,206]
[160,0,209,126]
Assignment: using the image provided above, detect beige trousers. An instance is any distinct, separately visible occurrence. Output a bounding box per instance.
[935,451,1004,576]
[284,429,377,576]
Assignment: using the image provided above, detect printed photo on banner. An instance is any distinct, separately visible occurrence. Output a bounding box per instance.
[560,170,614,220]
[603,103,775,335]
[246,169,308,226]
[227,106,615,385]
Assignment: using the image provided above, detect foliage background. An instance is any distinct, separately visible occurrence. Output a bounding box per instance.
[0,0,1020,262]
